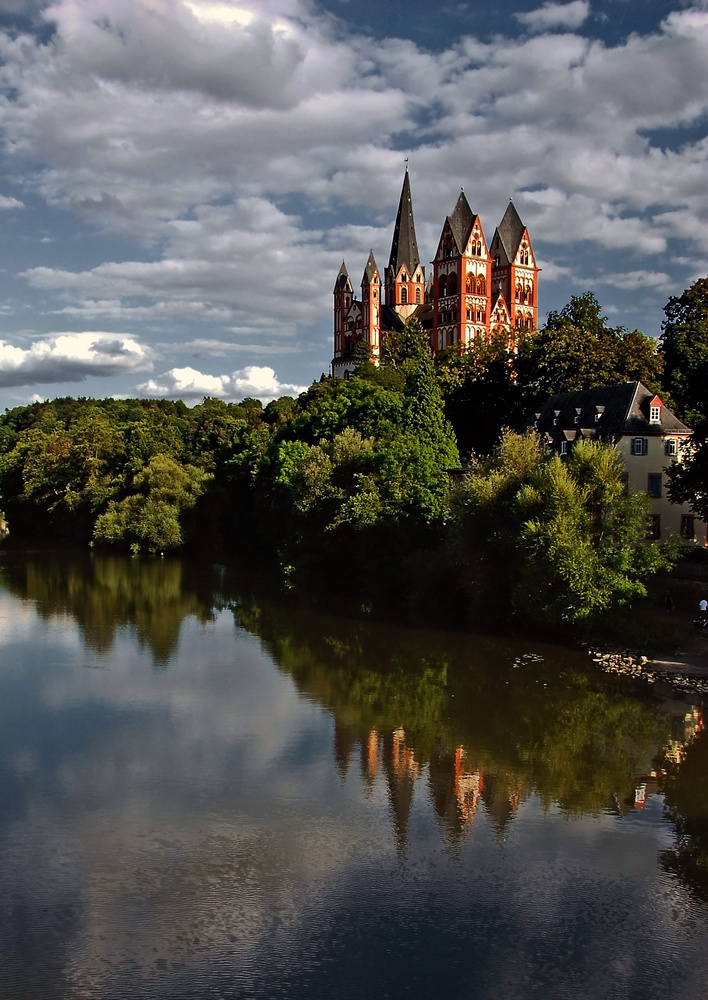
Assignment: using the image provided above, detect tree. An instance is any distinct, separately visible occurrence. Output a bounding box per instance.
[93,454,209,553]
[659,277,708,426]
[516,292,663,402]
[659,278,708,518]
[451,432,674,624]
[435,333,526,456]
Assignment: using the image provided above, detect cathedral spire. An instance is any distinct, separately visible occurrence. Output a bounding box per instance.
[388,170,421,277]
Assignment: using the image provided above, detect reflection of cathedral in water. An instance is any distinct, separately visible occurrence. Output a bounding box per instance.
[335,701,705,847]
[333,720,522,851]
[614,702,704,816]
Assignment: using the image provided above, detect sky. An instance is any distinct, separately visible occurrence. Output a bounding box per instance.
[0,0,707,407]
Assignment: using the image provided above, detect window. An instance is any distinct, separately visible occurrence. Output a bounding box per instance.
[647,515,661,540]
[415,286,421,303]
[401,287,407,304]
[466,276,473,294]
[631,437,649,456]
[664,438,677,457]
[560,440,568,455]
[647,473,662,498]
[650,405,661,424]
[681,515,695,540]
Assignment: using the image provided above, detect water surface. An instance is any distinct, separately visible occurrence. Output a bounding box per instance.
[0,550,706,999]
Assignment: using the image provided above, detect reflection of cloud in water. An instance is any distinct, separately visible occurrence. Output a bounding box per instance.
[0,557,707,997]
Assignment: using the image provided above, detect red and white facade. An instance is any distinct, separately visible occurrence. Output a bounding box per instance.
[332,174,539,374]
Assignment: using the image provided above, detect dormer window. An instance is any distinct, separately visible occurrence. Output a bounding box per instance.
[650,405,661,424]
[574,408,581,425]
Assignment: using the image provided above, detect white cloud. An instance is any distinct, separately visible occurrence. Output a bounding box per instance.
[0,332,153,388]
[0,0,706,393]
[596,269,674,293]
[0,195,23,209]
[516,1,590,32]
[137,364,306,401]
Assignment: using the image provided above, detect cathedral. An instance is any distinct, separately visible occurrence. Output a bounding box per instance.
[332,170,539,375]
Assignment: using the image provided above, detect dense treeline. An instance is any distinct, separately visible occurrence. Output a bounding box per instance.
[2,285,705,627]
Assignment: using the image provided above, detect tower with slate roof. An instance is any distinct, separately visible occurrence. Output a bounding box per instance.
[361,251,382,359]
[331,174,539,373]
[489,200,539,345]
[432,190,491,352]
[385,168,426,319]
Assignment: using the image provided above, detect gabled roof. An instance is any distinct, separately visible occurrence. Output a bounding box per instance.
[525,382,691,441]
[494,201,526,264]
[362,250,379,284]
[388,170,421,276]
[334,261,352,293]
[380,303,406,333]
[447,191,477,254]
[411,300,433,330]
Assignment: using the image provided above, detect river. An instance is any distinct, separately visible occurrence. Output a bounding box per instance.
[0,549,706,999]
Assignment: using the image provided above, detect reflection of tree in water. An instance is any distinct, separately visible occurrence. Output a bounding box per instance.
[659,713,708,907]
[232,594,674,850]
[0,551,216,665]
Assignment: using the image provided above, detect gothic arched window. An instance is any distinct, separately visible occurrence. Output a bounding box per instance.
[448,274,458,295]
[401,286,408,304]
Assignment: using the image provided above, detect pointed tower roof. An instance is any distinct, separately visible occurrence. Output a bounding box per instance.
[334,261,353,292]
[447,191,477,254]
[495,201,526,262]
[388,170,421,276]
[362,250,379,284]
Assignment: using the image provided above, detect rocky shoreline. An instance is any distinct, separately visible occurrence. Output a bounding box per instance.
[587,647,708,696]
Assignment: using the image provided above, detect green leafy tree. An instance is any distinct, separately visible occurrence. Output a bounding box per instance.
[451,431,674,624]
[435,333,527,456]
[93,454,209,553]
[660,278,708,518]
[659,277,708,425]
[516,292,663,402]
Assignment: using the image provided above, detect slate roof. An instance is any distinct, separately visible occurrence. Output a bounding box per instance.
[525,382,691,446]
[494,201,526,264]
[334,261,352,292]
[388,170,421,276]
[363,250,379,284]
[447,191,477,254]
[380,303,406,333]
[411,300,434,330]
